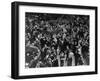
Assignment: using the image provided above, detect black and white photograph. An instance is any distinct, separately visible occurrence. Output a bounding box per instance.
[25,13,90,68]
[11,1,97,79]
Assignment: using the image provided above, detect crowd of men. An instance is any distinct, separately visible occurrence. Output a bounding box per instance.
[25,13,89,68]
